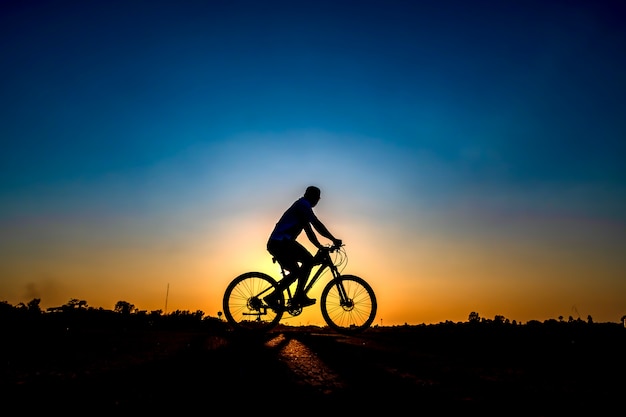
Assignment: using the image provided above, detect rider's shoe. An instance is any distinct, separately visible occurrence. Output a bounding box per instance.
[292,295,316,307]
[264,292,283,311]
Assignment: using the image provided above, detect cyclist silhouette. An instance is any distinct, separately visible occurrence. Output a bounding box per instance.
[264,186,342,310]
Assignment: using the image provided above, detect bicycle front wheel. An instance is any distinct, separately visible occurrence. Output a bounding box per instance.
[320,274,377,334]
[222,272,283,332]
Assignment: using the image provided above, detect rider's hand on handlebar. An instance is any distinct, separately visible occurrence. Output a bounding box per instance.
[332,238,342,248]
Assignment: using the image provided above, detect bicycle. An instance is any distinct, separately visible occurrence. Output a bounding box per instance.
[222,244,377,334]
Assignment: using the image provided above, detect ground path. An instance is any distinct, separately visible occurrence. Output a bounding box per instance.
[5,325,625,414]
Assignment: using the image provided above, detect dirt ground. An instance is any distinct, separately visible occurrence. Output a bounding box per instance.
[3,322,625,414]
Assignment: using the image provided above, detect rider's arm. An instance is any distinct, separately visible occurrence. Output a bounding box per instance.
[310,218,342,247]
[304,223,324,249]
[299,201,341,248]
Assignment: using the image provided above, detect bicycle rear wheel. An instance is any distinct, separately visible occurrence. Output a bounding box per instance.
[222,272,283,332]
[320,274,377,334]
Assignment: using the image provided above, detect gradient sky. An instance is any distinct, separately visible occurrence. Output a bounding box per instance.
[1,0,624,325]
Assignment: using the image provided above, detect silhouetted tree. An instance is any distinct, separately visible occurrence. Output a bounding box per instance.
[468,311,480,323]
[114,301,135,315]
[64,298,88,310]
[26,298,42,314]
[0,300,13,313]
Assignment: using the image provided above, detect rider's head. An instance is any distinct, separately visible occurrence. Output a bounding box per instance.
[304,186,321,207]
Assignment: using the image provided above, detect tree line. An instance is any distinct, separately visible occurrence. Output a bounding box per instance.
[2,298,625,329]
[0,297,225,332]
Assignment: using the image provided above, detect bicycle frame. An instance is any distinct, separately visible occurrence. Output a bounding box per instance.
[276,246,343,304]
[304,248,341,294]
[222,244,377,333]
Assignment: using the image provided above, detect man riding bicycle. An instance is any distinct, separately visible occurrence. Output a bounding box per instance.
[264,186,342,310]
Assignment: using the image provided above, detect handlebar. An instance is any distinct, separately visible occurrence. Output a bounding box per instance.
[320,243,344,253]
[314,243,347,270]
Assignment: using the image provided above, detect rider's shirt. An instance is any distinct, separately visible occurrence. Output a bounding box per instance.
[269,197,317,241]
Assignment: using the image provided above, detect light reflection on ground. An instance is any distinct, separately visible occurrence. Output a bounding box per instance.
[265,333,345,394]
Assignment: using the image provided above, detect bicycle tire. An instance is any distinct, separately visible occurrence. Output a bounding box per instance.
[320,274,377,334]
[222,272,283,332]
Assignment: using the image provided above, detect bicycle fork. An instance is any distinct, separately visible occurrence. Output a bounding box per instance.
[333,279,354,309]
[316,266,354,310]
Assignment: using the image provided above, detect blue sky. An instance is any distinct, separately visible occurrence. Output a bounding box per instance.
[1,0,624,324]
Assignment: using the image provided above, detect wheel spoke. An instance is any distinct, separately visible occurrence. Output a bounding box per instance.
[223,272,283,332]
[321,275,377,333]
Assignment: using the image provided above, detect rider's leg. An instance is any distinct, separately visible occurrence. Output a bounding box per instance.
[275,272,297,292]
[267,239,315,304]
[266,239,300,299]
[291,248,315,305]
[294,261,312,298]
